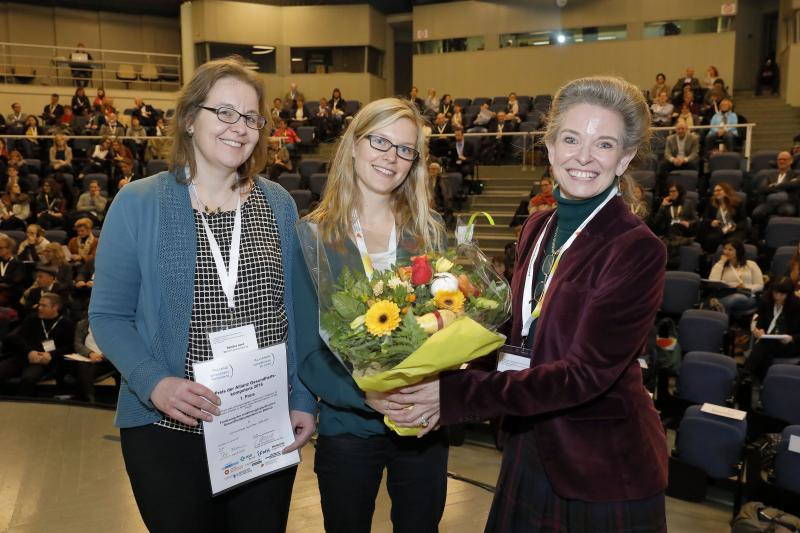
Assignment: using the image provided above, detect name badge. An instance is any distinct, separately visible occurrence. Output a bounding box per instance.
[208,324,258,358]
[497,344,532,372]
[42,340,56,353]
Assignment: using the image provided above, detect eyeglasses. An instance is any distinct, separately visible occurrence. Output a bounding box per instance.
[532,251,558,304]
[198,106,267,130]
[366,134,419,162]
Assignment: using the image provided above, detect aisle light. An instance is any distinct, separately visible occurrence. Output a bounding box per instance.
[556,33,566,44]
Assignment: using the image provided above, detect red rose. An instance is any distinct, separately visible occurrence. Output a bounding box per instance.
[410,255,433,285]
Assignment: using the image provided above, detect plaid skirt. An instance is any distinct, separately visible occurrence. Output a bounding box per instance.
[485,428,667,533]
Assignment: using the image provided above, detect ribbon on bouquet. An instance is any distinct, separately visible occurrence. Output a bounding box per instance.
[456,211,495,245]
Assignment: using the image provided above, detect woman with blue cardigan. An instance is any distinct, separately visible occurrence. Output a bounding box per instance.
[89,57,316,533]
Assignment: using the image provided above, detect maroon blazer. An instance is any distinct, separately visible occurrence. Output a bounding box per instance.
[440,196,668,502]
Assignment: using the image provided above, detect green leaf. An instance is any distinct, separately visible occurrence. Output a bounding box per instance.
[331,292,366,321]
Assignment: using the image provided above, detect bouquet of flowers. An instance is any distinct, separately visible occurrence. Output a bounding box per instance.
[297,215,510,435]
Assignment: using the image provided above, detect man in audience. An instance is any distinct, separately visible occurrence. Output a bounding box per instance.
[486,110,512,163]
[284,82,304,111]
[131,98,156,129]
[447,127,474,179]
[41,94,64,129]
[672,66,701,101]
[145,117,171,161]
[20,264,67,316]
[99,112,125,138]
[115,159,141,191]
[473,102,496,128]
[74,183,107,225]
[706,97,738,152]
[0,234,25,309]
[662,119,699,182]
[0,292,74,397]
[270,97,285,125]
[429,113,452,158]
[409,86,425,113]
[752,151,800,225]
[6,103,27,134]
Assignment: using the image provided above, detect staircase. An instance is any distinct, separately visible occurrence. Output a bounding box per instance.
[457,165,540,257]
[732,93,800,153]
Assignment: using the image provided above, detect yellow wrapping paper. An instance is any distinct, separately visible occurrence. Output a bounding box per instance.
[352,316,506,436]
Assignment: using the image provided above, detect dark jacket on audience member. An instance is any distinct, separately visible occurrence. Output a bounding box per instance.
[759,169,800,203]
[664,133,699,165]
[4,313,75,363]
[42,103,64,127]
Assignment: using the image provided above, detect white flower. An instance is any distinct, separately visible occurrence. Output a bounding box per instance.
[372,280,385,296]
[402,281,414,291]
[387,276,402,289]
[435,257,454,273]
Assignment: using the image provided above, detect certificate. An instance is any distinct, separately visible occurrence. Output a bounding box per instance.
[193,344,300,495]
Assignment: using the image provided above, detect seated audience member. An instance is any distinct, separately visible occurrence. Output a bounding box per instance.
[72,312,117,403]
[20,116,41,160]
[789,243,800,294]
[3,166,32,195]
[6,150,27,178]
[0,291,74,396]
[145,117,172,161]
[270,97,285,125]
[0,233,25,307]
[111,139,133,175]
[68,218,98,266]
[473,102,495,128]
[92,88,106,112]
[74,182,107,225]
[528,176,556,214]
[20,264,68,315]
[429,161,451,216]
[131,98,156,129]
[485,111,512,163]
[424,88,440,119]
[439,94,454,118]
[328,88,347,133]
[80,136,113,179]
[273,118,300,156]
[650,73,668,102]
[35,179,67,229]
[704,66,720,90]
[49,133,73,177]
[41,242,72,289]
[650,90,673,127]
[506,92,522,123]
[84,108,106,135]
[290,96,310,129]
[0,138,8,162]
[447,127,474,178]
[631,184,650,221]
[69,108,89,135]
[704,79,729,106]
[671,67,701,101]
[114,159,141,191]
[127,115,148,161]
[752,151,800,223]
[700,182,747,252]
[451,103,464,130]
[265,139,292,180]
[652,182,698,268]
[430,113,452,158]
[674,90,700,126]
[755,57,780,96]
[0,183,30,230]
[409,86,425,113]
[17,224,49,262]
[709,238,764,316]
[6,102,27,134]
[71,87,91,117]
[42,94,64,129]
[99,112,125,138]
[706,98,738,152]
[662,120,699,176]
[283,82,304,110]
[312,98,333,141]
[745,276,800,381]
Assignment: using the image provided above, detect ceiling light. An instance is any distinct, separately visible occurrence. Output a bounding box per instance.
[556,34,566,44]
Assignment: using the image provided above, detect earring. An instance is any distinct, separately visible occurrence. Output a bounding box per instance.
[187,127,194,137]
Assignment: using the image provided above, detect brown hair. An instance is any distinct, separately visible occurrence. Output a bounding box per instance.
[169,56,270,189]
[711,182,741,210]
[544,76,652,205]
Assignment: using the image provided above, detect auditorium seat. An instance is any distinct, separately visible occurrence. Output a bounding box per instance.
[454,98,471,109]
[26,174,39,191]
[750,151,778,174]
[770,245,795,277]
[139,63,160,82]
[309,173,327,198]
[661,271,700,316]
[44,230,67,245]
[753,168,776,192]
[290,189,312,213]
[278,174,301,192]
[672,404,747,480]
[344,100,361,117]
[471,97,490,107]
[676,352,737,406]
[116,64,137,88]
[298,159,325,189]
[678,309,728,354]
[761,364,800,425]
[1,230,26,246]
[677,243,702,273]
[669,170,698,192]
[491,96,508,107]
[744,425,800,516]
[709,169,743,191]
[145,159,169,177]
[83,173,108,192]
[630,170,656,191]
[765,217,800,249]
[774,425,800,495]
[297,126,317,149]
[709,152,743,173]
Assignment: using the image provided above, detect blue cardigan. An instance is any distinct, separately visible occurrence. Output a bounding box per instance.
[89,170,317,428]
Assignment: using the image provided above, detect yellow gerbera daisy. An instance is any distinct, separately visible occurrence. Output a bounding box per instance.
[365,300,401,337]
[434,290,465,313]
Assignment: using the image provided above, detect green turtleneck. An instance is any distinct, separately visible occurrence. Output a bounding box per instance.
[523,181,616,347]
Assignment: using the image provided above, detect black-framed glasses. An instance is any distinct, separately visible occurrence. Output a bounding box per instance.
[198,106,267,130]
[366,134,419,162]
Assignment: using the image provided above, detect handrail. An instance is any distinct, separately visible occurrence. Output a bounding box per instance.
[0,41,180,59]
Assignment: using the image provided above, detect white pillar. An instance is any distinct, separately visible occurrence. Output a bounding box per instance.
[180,1,196,84]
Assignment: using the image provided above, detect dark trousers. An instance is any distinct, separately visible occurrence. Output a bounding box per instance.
[0,356,51,396]
[745,339,797,381]
[314,431,449,533]
[120,424,297,533]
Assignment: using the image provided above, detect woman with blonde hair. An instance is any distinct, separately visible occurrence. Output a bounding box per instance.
[294,97,447,533]
[41,242,72,288]
[89,56,316,532]
[384,76,669,532]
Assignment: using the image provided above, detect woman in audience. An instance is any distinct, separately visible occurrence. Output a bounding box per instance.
[650,73,668,103]
[20,115,41,160]
[80,135,113,179]
[7,150,27,178]
[295,97,448,533]
[0,182,30,230]
[111,138,133,176]
[507,92,522,123]
[74,180,107,224]
[650,89,673,127]
[709,238,764,316]
[40,242,72,288]
[329,88,346,126]
[71,86,90,116]
[35,178,67,229]
[746,276,800,381]
[127,115,148,161]
[424,87,439,119]
[290,96,309,128]
[0,138,9,162]
[92,87,106,112]
[450,103,464,129]
[527,175,556,214]
[700,182,747,252]
[89,56,315,532]
[383,76,669,532]
[439,93,453,118]
[704,66,720,90]
[788,242,800,295]
[652,181,697,238]
[674,90,700,127]
[146,117,172,161]
[18,224,49,262]
[631,183,650,220]
[68,217,98,265]
[49,133,74,178]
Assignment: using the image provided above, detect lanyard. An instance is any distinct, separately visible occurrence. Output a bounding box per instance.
[190,183,242,308]
[351,213,396,280]
[520,186,618,339]
[41,317,62,340]
[767,304,783,334]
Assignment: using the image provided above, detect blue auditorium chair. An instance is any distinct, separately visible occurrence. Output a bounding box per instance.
[678,309,728,354]
[290,189,312,213]
[750,151,778,175]
[709,169,744,191]
[744,425,800,516]
[765,217,800,249]
[44,230,67,245]
[277,173,300,192]
[753,169,776,192]
[491,96,508,107]
[677,352,737,405]
[23,159,41,175]
[309,173,327,198]
[630,170,656,191]
[83,173,108,192]
[676,405,747,479]
[709,152,743,172]
[298,159,325,189]
[454,98,471,109]
[297,126,317,150]
[145,159,169,177]
[26,174,39,191]
[344,100,361,117]
[471,97,490,107]
[661,271,700,316]
[774,425,800,495]
[677,243,702,273]
[669,169,699,192]
[761,364,800,425]
[770,245,795,277]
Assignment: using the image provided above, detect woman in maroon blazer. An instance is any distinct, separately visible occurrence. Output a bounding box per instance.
[385,77,668,532]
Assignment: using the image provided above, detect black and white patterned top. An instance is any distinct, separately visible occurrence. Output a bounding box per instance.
[157,184,288,434]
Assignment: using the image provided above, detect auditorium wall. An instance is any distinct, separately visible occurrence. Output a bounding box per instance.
[411,0,737,97]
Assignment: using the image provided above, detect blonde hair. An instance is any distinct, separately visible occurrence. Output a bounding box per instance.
[544,76,651,205]
[169,56,270,188]
[43,242,67,266]
[307,97,443,250]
